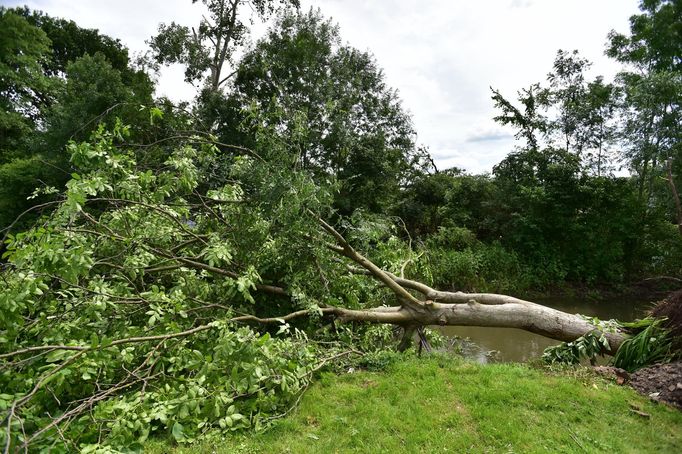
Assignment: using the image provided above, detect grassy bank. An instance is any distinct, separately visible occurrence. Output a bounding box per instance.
[147,356,682,453]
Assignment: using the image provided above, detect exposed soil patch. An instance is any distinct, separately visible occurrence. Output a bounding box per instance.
[593,366,630,385]
[651,289,682,346]
[629,362,682,410]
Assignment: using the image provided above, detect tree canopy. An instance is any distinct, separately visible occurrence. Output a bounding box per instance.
[149,0,300,91]
[227,8,426,213]
[0,6,154,231]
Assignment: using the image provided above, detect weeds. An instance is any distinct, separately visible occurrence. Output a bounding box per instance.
[613,317,676,372]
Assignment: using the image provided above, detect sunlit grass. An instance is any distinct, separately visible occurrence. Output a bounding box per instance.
[147,356,682,453]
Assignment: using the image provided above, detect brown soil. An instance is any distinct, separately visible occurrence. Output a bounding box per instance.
[629,362,682,410]
[651,289,682,343]
[594,290,682,409]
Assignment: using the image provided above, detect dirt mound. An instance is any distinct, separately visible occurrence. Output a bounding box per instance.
[651,290,682,344]
[629,362,682,409]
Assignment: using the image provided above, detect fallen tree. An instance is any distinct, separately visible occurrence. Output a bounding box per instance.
[0,129,629,451]
[317,217,627,353]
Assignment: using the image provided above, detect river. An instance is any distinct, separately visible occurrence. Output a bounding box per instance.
[437,294,652,363]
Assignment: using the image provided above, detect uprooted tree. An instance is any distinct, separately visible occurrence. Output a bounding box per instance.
[0,124,631,452]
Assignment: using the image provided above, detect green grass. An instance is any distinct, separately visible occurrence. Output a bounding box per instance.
[146,356,682,453]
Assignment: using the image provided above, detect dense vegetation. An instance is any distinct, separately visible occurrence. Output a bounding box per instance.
[0,0,680,451]
[1,2,680,290]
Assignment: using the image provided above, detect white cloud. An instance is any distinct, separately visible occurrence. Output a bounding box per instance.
[2,0,640,173]
[299,0,639,173]
[510,0,533,8]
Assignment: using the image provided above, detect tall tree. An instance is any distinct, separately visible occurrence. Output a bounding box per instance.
[9,6,131,78]
[0,9,54,161]
[546,51,620,175]
[0,9,60,232]
[607,0,682,223]
[0,8,155,231]
[581,77,619,176]
[42,53,154,151]
[493,51,620,176]
[490,84,548,151]
[230,9,425,213]
[546,49,592,155]
[149,0,300,93]
[607,0,682,73]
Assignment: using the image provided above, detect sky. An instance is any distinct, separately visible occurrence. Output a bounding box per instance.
[2,0,641,173]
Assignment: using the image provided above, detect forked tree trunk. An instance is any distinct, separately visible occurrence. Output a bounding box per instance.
[317,217,628,355]
[325,292,626,355]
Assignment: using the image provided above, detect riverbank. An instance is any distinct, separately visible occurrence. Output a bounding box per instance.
[146,356,682,453]
[523,277,680,305]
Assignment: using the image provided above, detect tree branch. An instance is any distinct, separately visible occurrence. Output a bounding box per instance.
[316,215,424,310]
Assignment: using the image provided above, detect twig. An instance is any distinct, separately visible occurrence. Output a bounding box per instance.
[567,428,586,452]
[1,200,62,243]
[265,349,362,423]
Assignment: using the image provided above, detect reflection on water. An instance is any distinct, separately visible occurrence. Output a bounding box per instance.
[437,295,652,364]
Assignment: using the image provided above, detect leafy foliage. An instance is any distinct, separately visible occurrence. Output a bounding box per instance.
[0,123,370,451]
[542,315,677,372]
[9,6,133,78]
[226,8,427,214]
[0,7,155,231]
[0,2,681,451]
[149,0,300,91]
[542,331,611,366]
[613,317,676,372]
[0,8,54,159]
[607,0,682,242]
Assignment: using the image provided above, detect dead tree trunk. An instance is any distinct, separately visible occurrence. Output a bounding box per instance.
[317,217,628,354]
[324,292,626,354]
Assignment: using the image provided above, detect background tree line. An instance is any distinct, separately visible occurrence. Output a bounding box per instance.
[1,0,680,291]
[396,0,681,288]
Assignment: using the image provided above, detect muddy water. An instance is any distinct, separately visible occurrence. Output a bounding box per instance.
[437,295,652,364]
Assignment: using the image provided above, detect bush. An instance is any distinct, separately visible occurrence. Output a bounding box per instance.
[413,228,529,293]
[614,318,676,372]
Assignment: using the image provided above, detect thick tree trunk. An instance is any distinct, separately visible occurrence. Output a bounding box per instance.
[328,296,626,355]
[317,217,628,355]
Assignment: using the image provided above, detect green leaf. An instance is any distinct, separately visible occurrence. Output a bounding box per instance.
[90,333,99,348]
[149,106,164,125]
[171,422,185,441]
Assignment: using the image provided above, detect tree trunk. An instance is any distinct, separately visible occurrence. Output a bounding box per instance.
[666,159,682,236]
[317,217,628,355]
[327,294,626,355]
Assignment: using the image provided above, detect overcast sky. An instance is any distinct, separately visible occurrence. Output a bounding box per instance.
[2,0,640,173]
